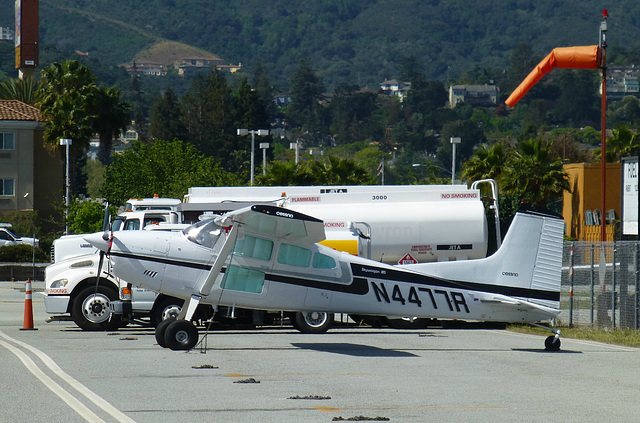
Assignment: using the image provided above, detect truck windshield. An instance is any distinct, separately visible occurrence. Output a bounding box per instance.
[111,217,124,232]
[184,219,222,248]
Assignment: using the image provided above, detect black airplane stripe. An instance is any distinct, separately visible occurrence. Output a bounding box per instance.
[108,251,558,302]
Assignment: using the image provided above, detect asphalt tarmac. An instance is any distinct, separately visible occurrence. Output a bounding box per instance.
[1,280,640,423]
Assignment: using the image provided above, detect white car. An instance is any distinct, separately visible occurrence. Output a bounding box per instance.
[0,225,39,247]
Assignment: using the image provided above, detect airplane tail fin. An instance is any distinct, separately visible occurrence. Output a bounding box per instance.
[411,203,564,310]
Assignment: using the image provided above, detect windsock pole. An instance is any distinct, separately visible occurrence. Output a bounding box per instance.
[20,279,37,331]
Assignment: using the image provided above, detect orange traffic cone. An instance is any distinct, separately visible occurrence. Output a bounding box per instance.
[20,279,37,331]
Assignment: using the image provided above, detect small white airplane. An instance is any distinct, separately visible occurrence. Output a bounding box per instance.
[85,203,565,351]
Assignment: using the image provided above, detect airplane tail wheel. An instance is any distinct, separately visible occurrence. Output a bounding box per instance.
[164,319,199,351]
[545,335,561,351]
[155,317,176,348]
[292,312,333,334]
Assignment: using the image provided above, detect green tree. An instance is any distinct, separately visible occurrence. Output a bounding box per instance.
[0,77,40,105]
[288,58,325,134]
[505,43,541,93]
[101,139,242,205]
[501,139,570,207]
[68,200,118,234]
[236,78,270,130]
[305,156,375,185]
[93,86,131,165]
[149,87,187,142]
[35,60,98,153]
[180,70,235,161]
[594,126,640,162]
[461,142,508,183]
[255,161,314,186]
[252,60,279,120]
[551,69,599,126]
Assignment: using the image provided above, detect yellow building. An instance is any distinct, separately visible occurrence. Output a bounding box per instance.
[562,162,620,241]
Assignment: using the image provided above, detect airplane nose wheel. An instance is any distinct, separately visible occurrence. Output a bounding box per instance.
[156,318,199,350]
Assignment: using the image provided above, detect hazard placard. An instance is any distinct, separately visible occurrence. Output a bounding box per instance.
[398,253,418,265]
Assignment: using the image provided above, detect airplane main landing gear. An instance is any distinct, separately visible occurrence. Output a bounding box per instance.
[155,318,199,350]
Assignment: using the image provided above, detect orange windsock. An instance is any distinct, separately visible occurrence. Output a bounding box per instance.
[505,45,602,107]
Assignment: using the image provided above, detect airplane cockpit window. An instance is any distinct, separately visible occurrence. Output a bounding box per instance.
[233,235,273,261]
[312,253,336,269]
[277,243,311,267]
[123,219,141,231]
[184,219,222,248]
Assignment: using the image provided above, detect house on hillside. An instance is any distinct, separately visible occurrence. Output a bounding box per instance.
[124,62,166,76]
[603,66,640,102]
[0,100,63,227]
[379,79,411,101]
[449,84,499,107]
[174,57,241,76]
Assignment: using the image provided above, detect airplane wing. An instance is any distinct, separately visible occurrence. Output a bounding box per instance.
[215,205,327,244]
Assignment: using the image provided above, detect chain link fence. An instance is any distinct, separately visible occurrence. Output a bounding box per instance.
[560,241,640,329]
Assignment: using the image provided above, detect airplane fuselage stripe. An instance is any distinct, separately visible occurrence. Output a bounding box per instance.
[109,252,559,302]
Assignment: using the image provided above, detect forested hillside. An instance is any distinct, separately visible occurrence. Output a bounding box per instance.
[1,0,640,90]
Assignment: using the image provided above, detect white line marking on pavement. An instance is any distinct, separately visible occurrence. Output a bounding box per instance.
[0,330,136,423]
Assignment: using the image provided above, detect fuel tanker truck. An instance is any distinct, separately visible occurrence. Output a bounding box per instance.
[45,181,499,332]
[182,180,500,265]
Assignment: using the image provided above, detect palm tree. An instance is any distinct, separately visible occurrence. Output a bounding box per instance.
[0,77,41,105]
[593,125,640,162]
[461,142,507,183]
[255,161,313,186]
[306,156,375,185]
[92,86,131,165]
[35,60,98,153]
[501,139,570,208]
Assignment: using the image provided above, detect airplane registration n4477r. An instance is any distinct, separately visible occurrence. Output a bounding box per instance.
[85,203,564,351]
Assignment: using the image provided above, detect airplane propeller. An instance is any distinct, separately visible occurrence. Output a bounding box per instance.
[87,203,117,327]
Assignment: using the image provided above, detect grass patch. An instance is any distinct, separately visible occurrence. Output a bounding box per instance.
[508,325,640,348]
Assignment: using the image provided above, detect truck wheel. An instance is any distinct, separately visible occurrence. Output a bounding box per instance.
[151,297,184,327]
[292,311,333,334]
[164,320,199,351]
[72,285,121,331]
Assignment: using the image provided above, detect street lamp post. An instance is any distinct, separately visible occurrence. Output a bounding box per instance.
[59,138,72,234]
[237,128,269,185]
[289,141,300,164]
[259,142,270,175]
[450,137,461,185]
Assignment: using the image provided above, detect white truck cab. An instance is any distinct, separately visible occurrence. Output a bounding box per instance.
[44,208,184,330]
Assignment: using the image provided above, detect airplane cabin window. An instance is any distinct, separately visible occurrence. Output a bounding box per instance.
[277,243,311,267]
[233,235,273,260]
[312,253,336,269]
[222,265,265,293]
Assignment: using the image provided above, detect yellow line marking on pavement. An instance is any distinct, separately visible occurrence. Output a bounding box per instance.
[313,406,342,412]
